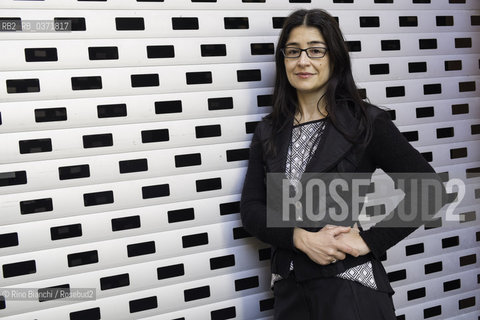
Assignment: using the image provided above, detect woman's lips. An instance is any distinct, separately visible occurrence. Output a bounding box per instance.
[296,72,314,79]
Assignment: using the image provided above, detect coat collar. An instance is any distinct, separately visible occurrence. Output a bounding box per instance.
[269,100,360,173]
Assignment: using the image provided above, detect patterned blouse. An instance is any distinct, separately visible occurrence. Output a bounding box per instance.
[271,118,377,290]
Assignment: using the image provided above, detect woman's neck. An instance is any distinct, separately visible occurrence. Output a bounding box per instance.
[295,92,328,123]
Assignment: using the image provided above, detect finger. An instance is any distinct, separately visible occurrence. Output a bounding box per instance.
[335,243,359,257]
[329,226,351,237]
[331,251,346,261]
[319,259,332,266]
[311,254,333,266]
[312,250,340,265]
[323,256,339,265]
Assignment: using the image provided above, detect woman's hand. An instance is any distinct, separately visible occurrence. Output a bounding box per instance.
[333,223,371,256]
[293,225,360,265]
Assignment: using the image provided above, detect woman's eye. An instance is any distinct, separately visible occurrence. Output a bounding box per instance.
[287,49,299,55]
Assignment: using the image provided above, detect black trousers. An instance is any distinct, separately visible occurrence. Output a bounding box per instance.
[273,273,397,320]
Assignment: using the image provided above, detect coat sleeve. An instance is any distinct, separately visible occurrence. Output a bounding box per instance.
[359,110,449,259]
[240,122,296,250]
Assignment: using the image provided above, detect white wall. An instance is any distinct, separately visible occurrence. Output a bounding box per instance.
[0,0,479,319]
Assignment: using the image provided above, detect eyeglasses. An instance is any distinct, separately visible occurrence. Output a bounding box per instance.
[281,46,328,59]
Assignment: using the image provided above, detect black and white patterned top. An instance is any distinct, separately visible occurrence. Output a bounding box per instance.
[285,119,327,187]
[271,118,378,290]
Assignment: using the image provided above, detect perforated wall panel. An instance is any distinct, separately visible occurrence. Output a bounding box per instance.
[0,1,479,320]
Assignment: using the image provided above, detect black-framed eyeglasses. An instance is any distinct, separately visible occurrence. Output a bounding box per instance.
[281,46,328,59]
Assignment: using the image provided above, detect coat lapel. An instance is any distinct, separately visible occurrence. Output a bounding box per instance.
[269,100,359,174]
[304,120,353,173]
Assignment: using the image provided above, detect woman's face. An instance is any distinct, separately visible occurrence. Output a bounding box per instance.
[283,25,331,96]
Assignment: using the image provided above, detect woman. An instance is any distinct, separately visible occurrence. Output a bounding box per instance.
[240,8,446,319]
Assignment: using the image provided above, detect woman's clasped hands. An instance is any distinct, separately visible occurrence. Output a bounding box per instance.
[293,223,371,265]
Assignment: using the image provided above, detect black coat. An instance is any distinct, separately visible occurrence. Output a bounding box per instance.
[240,101,446,293]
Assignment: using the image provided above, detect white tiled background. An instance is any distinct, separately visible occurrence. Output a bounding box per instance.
[0,0,479,319]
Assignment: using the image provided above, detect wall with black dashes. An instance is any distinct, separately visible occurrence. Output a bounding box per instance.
[0,0,478,319]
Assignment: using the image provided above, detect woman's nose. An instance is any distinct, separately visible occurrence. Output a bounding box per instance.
[297,51,310,65]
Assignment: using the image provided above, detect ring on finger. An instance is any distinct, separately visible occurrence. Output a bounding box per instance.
[331,259,337,263]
